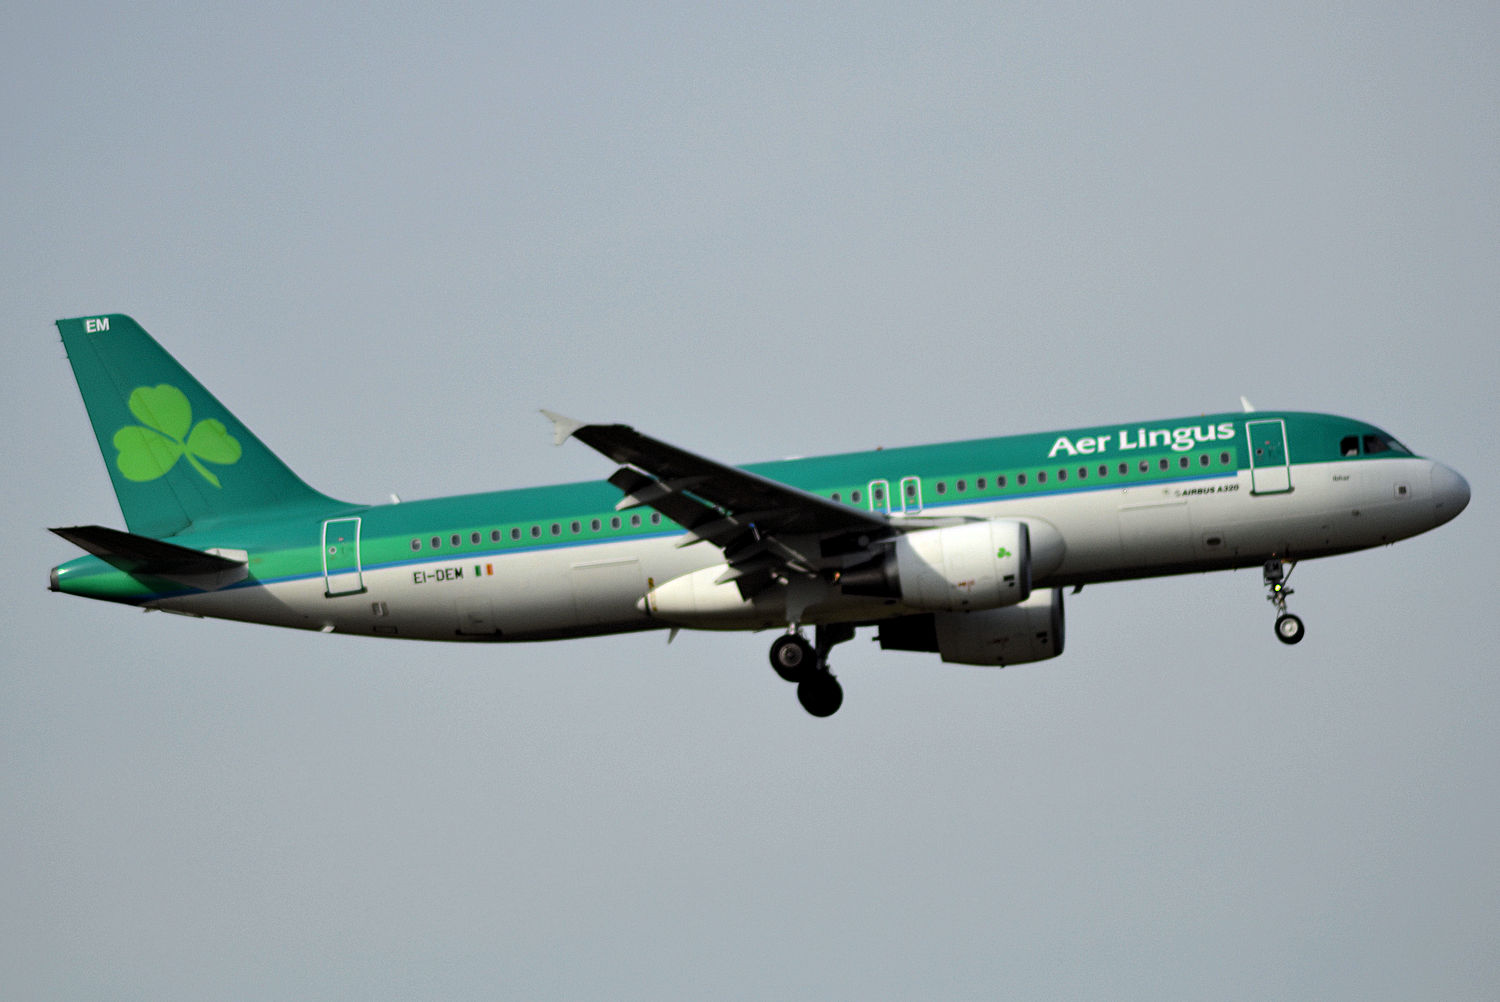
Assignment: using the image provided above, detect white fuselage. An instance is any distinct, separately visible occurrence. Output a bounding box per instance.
[155,455,1453,642]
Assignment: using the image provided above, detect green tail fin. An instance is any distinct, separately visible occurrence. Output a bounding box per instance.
[57,314,343,537]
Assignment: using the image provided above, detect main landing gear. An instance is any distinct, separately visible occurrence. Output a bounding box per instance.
[769,624,854,717]
[1263,559,1305,645]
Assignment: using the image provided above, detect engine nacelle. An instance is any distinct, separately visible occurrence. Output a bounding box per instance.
[877,588,1066,666]
[842,519,1032,612]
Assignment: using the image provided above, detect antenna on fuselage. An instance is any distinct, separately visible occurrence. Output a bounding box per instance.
[1240,396,1256,413]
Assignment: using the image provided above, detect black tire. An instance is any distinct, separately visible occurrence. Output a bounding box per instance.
[1275,613,1305,645]
[797,673,843,717]
[769,634,815,682]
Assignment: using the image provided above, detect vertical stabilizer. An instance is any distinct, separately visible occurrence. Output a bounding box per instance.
[56,314,343,537]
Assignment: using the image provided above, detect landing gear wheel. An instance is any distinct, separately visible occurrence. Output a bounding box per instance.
[1264,560,1305,646]
[769,634,815,682]
[1275,613,1305,645]
[797,673,844,717]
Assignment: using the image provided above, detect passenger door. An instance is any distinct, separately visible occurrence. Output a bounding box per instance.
[322,517,365,596]
[1246,419,1292,495]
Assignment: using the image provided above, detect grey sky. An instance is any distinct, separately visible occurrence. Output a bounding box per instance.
[4,2,1497,998]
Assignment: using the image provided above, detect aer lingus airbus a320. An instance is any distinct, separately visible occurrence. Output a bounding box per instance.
[50,315,1470,716]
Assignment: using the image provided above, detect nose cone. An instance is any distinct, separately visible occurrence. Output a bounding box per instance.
[1430,462,1471,525]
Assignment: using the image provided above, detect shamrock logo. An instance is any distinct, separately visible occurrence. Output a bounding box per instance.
[112,384,242,488]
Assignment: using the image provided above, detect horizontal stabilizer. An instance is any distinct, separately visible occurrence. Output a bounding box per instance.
[51,524,248,590]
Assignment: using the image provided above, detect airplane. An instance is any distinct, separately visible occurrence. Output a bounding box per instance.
[49,314,1470,716]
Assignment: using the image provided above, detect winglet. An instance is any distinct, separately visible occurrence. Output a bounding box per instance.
[540,409,587,446]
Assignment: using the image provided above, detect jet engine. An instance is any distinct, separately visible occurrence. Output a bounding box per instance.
[841,519,1032,612]
[876,588,1066,667]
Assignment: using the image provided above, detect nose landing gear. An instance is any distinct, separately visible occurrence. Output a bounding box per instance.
[769,623,853,716]
[1264,559,1305,645]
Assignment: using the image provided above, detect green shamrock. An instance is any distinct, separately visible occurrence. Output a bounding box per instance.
[112,384,242,488]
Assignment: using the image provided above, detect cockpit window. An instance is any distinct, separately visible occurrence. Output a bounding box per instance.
[1340,432,1413,457]
[1363,433,1411,456]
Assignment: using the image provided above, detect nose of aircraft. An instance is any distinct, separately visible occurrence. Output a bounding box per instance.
[1430,462,1471,525]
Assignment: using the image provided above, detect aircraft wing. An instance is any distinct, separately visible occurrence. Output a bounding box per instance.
[543,411,892,590]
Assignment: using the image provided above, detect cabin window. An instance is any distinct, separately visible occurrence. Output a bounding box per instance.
[511,528,521,541]
[851,489,862,504]
[450,534,461,547]
[630,514,641,527]
[1219,451,1231,464]
[831,492,841,502]
[1017,473,1027,486]
[410,539,421,551]
[591,518,601,531]
[956,479,967,492]
[997,475,1007,488]
[1057,468,1067,481]
[1179,457,1189,469]
[977,477,987,490]
[1099,465,1108,477]
[1077,467,1087,479]
[1138,461,1149,473]
[550,523,560,536]
[490,530,501,542]
[471,532,481,544]
[530,526,541,538]
[651,513,662,524]
[1038,470,1047,483]
[431,536,442,549]
[936,482,947,495]
[1199,454,1210,467]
